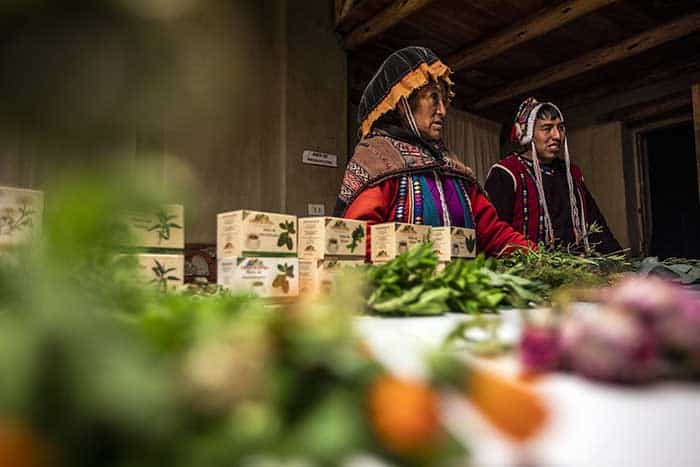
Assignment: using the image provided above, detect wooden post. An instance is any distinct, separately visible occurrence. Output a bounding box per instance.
[693,83,700,204]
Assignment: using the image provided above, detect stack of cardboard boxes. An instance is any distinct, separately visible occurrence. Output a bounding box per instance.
[217,210,299,297]
[124,205,185,291]
[298,217,367,296]
[215,208,477,298]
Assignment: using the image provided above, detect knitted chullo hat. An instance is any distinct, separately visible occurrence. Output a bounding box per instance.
[511,97,589,249]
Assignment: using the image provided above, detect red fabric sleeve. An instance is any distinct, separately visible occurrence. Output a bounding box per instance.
[469,184,534,257]
[344,179,399,260]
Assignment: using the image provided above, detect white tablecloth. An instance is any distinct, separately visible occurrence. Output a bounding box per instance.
[354,313,700,467]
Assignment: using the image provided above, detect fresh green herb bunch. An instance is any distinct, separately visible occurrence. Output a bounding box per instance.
[498,244,630,300]
[437,255,544,314]
[366,242,451,315]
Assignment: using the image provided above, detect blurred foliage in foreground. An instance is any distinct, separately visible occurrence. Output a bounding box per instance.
[0,173,467,467]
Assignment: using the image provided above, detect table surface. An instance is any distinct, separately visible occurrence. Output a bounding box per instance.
[354,312,700,467]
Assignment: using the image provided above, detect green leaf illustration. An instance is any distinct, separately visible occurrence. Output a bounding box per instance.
[465,235,476,253]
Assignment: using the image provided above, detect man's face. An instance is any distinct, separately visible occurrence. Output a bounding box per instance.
[533,116,565,162]
[410,83,449,141]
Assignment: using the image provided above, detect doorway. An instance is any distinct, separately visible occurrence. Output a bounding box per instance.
[642,122,700,259]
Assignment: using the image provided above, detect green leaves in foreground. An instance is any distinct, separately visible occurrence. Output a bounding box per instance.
[367,243,450,315]
[438,256,544,314]
[366,244,544,316]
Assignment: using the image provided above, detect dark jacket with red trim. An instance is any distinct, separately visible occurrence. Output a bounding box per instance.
[485,152,621,254]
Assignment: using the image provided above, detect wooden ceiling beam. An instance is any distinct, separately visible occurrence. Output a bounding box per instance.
[471,10,700,110]
[447,0,619,72]
[556,53,700,112]
[342,0,437,50]
[336,0,375,32]
[601,91,691,123]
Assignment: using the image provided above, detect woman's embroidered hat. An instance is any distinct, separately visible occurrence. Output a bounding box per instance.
[511,97,565,145]
[357,46,454,138]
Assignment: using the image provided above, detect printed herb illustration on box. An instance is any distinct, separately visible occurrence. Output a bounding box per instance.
[277,221,296,250]
[327,219,349,230]
[465,232,476,254]
[452,230,464,256]
[347,225,365,253]
[238,258,269,269]
[272,263,295,293]
[145,208,182,245]
[150,259,180,292]
[243,211,273,224]
[0,194,37,237]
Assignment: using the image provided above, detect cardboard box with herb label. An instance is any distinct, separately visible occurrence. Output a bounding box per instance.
[370,222,432,263]
[217,257,299,297]
[299,258,365,296]
[298,217,366,260]
[131,253,184,291]
[217,210,297,259]
[431,227,477,262]
[124,204,184,249]
[0,185,44,248]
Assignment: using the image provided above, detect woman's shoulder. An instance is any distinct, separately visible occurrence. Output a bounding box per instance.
[350,134,405,172]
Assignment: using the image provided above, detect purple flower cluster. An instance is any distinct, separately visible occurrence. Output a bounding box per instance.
[519,277,700,384]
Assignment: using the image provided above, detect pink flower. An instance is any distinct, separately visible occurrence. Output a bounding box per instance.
[519,325,561,373]
[655,292,700,359]
[560,306,658,383]
[605,276,681,323]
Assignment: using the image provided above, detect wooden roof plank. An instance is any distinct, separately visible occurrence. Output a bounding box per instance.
[602,91,691,123]
[342,0,437,50]
[471,9,700,110]
[447,0,619,72]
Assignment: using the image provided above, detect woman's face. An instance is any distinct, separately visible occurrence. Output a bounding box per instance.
[408,82,449,141]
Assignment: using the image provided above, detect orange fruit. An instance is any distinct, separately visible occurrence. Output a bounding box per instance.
[467,366,548,441]
[0,421,52,467]
[367,375,442,455]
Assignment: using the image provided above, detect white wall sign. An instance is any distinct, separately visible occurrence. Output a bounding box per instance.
[302,150,338,168]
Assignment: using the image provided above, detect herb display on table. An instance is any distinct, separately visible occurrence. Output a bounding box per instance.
[366,245,544,315]
[437,256,544,313]
[634,257,700,285]
[497,243,630,300]
[0,173,470,467]
[366,242,451,315]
